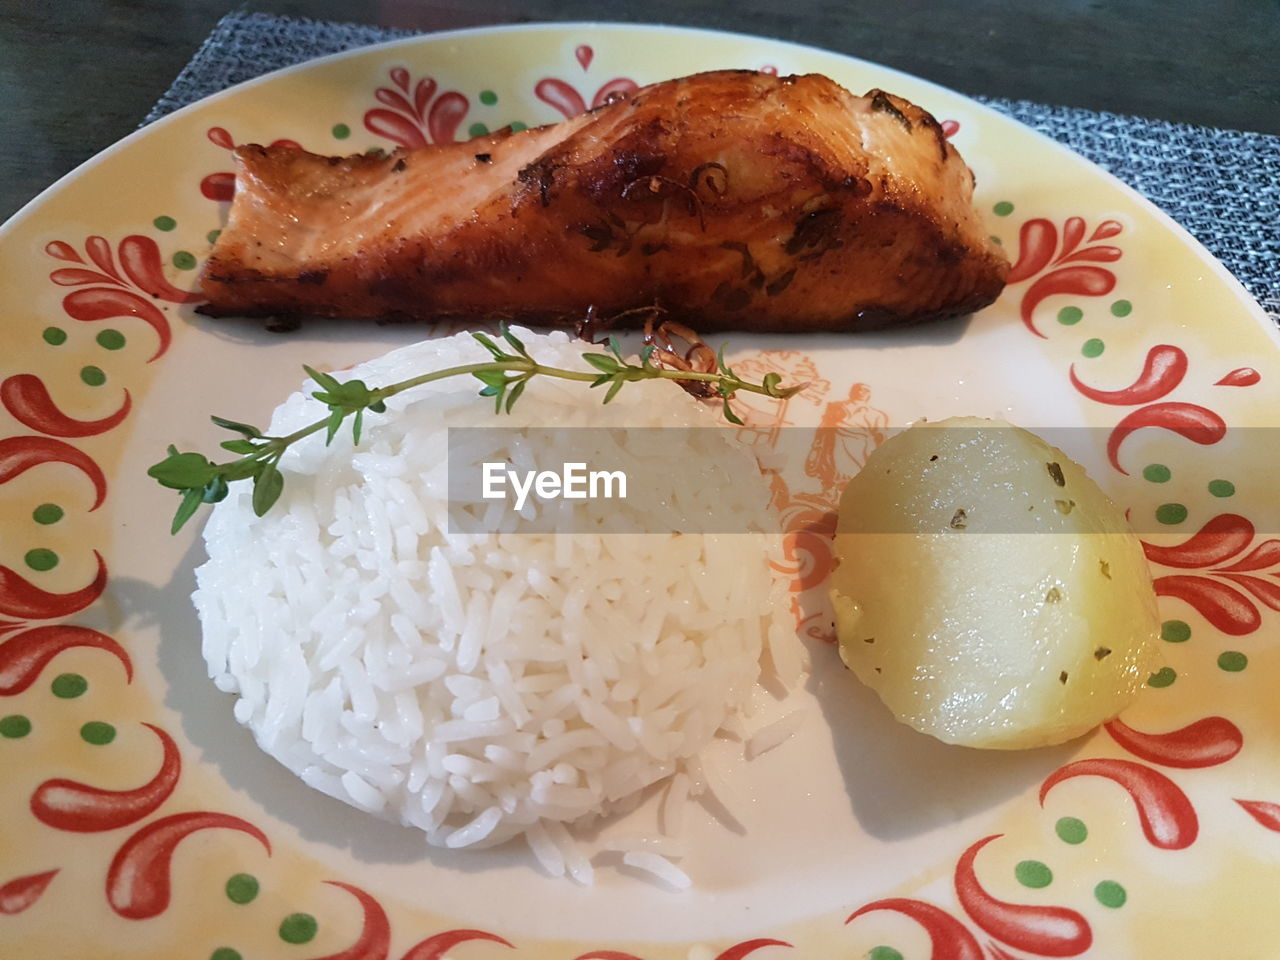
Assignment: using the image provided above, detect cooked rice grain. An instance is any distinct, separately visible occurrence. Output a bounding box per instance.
[195,328,789,875]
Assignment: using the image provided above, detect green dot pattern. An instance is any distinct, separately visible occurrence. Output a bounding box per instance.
[153,215,176,231]
[42,326,67,346]
[993,201,1014,216]
[51,673,88,699]
[1218,651,1248,672]
[1143,463,1172,483]
[1161,620,1191,643]
[25,549,58,572]
[279,913,318,944]
[80,721,116,745]
[332,123,351,139]
[468,122,490,138]
[96,329,126,350]
[1015,859,1053,888]
[173,251,197,270]
[1111,299,1133,317]
[207,230,222,244]
[868,948,904,960]
[33,503,64,525]
[1081,338,1105,358]
[0,715,32,738]
[1148,667,1177,688]
[508,121,528,132]
[1095,880,1127,908]
[225,873,259,904]
[1055,816,1088,844]
[1156,503,1188,525]
[479,90,498,105]
[210,949,242,960]
[1057,306,1083,325]
[80,365,106,387]
[1208,479,1236,498]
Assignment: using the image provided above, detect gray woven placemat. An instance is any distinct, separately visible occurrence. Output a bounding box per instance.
[148,11,1280,326]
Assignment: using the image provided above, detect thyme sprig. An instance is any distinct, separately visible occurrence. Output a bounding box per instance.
[148,323,801,533]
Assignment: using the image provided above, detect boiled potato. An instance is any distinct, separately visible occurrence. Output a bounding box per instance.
[830,417,1159,749]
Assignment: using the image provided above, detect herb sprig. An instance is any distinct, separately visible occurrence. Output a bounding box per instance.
[148,323,801,533]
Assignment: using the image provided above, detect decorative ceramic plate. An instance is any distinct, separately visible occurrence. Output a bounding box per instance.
[2,22,1278,960]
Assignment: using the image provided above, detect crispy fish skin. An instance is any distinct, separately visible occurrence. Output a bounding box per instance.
[199,70,1009,332]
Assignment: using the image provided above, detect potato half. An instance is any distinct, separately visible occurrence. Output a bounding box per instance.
[830,417,1159,749]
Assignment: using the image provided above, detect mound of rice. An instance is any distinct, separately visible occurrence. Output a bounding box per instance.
[195,328,793,879]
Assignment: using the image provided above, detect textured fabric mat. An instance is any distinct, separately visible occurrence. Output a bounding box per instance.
[148,11,1280,326]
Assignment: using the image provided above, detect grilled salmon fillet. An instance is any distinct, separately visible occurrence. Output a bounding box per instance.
[199,70,1009,332]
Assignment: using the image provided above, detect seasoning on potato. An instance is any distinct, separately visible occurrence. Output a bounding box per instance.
[830,416,1159,750]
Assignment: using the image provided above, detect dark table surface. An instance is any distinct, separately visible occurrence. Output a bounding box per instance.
[2,0,1277,224]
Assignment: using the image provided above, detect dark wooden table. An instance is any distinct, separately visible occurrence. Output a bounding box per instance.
[2,0,1277,223]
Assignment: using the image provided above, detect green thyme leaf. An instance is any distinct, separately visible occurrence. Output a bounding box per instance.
[171,488,204,534]
[352,408,365,445]
[210,415,263,439]
[303,365,342,393]
[583,353,621,374]
[505,378,527,413]
[472,332,507,361]
[220,438,258,455]
[722,398,745,426]
[251,462,284,518]
[473,369,510,389]
[324,407,344,445]
[500,322,530,358]
[602,377,625,405]
[147,451,217,490]
[201,476,230,504]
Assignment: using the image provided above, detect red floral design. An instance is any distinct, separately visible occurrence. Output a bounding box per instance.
[1069,344,1187,404]
[0,436,106,510]
[1006,217,1122,337]
[955,836,1092,957]
[31,723,180,831]
[1105,716,1243,768]
[309,882,391,960]
[534,76,639,119]
[847,834,1095,959]
[0,561,108,622]
[0,870,59,915]
[1216,367,1261,386]
[1142,514,1280,635]
[1236,799,1280,832]
[106,812,272,919]
[571,942,789,960]
[1,373,132,437]
[202,126,302,200]
[364,68,469,148]
[1039,759,1198,849]
[399,930,514,960]
[848,899,984,960]
[534,45,638,120]
[46,235,201,359]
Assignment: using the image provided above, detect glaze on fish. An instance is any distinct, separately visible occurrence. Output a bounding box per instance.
[199,70,1009,332]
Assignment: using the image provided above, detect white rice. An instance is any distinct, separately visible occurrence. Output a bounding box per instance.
[194,328,794,876]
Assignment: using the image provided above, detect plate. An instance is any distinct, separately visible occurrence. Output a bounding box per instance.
[2,22,1279,960]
